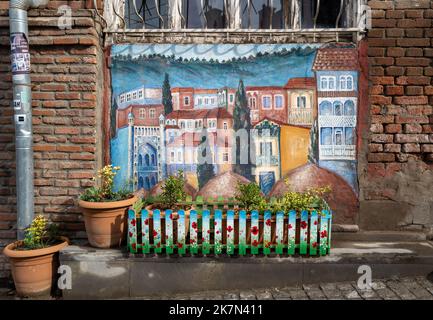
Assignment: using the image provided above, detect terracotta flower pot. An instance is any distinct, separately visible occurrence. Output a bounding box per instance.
[3,237,69,297]
[78,196,138,248]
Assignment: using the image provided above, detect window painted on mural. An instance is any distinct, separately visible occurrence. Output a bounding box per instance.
[340,75,354,91]
[275,95,283,109]
[297,96,307,108]
[334,128,343,145]
[260,142,272,156]
[345,127,354,145]
[262,96,271,109]
[344,100,355,116]
[184,96,190,106]
[320,128,332,145]
[320,76,337,91]
[139,108,146,119]
[319,101,332,115]
[334,102,342,116]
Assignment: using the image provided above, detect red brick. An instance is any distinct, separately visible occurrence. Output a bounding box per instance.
[406,67,424,76]
[395,57,431,66]
[385,86,404,95]
[402,143,421,153]
[384,144,401,153]
[405,86,424,95]
[387,47,405,57]
[385,66,405,76]
[385,124,402,134]
[368,153,396,162]
[404,124,423,133]
[396,115,430,124]
[394,96,428,105]
[370,123,384,133]
[369,144,383,152]
[370,134,394,143]
[395,134,430,143]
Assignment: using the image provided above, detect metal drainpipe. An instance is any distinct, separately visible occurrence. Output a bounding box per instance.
[9,0,49,239]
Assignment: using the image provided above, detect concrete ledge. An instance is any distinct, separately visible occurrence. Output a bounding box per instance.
[59,240,433,299]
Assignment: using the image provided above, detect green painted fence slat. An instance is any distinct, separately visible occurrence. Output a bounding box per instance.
[190,210,198,255]
[239,210,247,255]
[141,209,150,254]
[309,210,319,256]
[226,210,235,255]
[153,209,162,253]
[287,210,296,255]
[300,210,308,255]
[250,210,259,255]
[263,210,272,255]
[177,210,186,255]
[275,211,284,254]
[128,209,137,254]
[165,210,173,255]
[319,213,329,256]
[202,209,210,254]
[214,209,223,254]
[326,210,332,254]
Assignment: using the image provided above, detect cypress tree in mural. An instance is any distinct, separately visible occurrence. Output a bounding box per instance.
[196,129,215,189]
[308,120,319,164]
[110,98,118,139]
[162,73,173,115]
[233,79,254,181]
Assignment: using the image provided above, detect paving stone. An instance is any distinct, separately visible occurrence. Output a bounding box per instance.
[372,281,400,300]
[271,288,291,300]
[239,291,256,300]
[337,283,362,300]
[399,278,433,300]
[255,290,273,300]
[386,280,417,300]
[319,283,344,299]
[223,293,240,300]
[287,288,309,300]
[356,288,381,300]
[416,277,433,295]
[303,284,326,299]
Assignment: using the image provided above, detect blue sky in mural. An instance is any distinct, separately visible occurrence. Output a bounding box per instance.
[111,44,318,97]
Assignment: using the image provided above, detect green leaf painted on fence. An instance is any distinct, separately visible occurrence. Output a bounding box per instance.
[250,210,259,255]
[153,209,162,253]
[263,210,272,255]
[177,210,186,255]
[190,210,198,255]
[141,209,150,254]
[165,210,173,255]
[288,210,296,255]
[239,210,247,255]
[276,211,284,255]
[214,209,223,254]
[128,209,137,253]
[309,210,318,256]
[226,210,234,255]
[300,210,308,255]
[202,209,210,255]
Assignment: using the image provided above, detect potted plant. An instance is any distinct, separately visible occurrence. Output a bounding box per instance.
[3,215,69,297]
[145,170,191,240]
[78,164,137,248]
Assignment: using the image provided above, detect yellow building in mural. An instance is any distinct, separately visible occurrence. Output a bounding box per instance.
[279,124,310,177]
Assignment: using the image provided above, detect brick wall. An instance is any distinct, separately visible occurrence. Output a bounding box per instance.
[0,0,103,271]
[359,0,433,231]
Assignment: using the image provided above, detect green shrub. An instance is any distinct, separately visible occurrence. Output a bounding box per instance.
[20,215,60,250]
[235,182,267,212]
[159,170,187,209]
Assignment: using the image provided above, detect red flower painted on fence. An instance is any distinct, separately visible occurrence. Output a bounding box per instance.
[312,242,318,248]
[131,219,136,227]
[251,226,259,236]
[300,221,307,229]
[131,243,136,250]
[129,232,133,237]
[214,221,217,226]
[265,219,271,227]
[320,230,328,238]
[177,243,183,249]
[190,239,195,244]
[169,213,173,220]
[153,230,158,237]
[314,220,318,225]
[252,240,259,247]
[192,222,197,229]
[288,224,293,229]
[216,230,220,234]
[226,225,233,233]
[144,218,149,225]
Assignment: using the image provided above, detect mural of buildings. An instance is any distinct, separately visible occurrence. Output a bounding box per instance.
[312,45,360,191]
[110,44,360,195]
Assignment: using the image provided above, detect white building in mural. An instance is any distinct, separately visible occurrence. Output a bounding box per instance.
[312,45,359,161]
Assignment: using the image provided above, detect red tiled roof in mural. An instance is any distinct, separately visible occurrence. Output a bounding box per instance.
[171,87,194,93]
[246,86,284,91]
[194,88,219,94]
[312,48,360,71]
[284,77,316,89]
[166,107,232,120]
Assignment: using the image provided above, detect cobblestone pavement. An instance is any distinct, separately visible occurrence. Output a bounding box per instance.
[132,276,433,300]
[1,276,432,300]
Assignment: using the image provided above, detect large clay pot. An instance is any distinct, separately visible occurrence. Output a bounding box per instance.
[3,237,69,297]
[79,196,138,248]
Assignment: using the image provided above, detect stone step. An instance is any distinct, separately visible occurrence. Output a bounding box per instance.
[59,240,433,299]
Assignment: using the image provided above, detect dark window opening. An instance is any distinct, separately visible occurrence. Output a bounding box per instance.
[125,0,169,29]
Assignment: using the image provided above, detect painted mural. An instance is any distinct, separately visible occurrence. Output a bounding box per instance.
[109,43,360,214]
